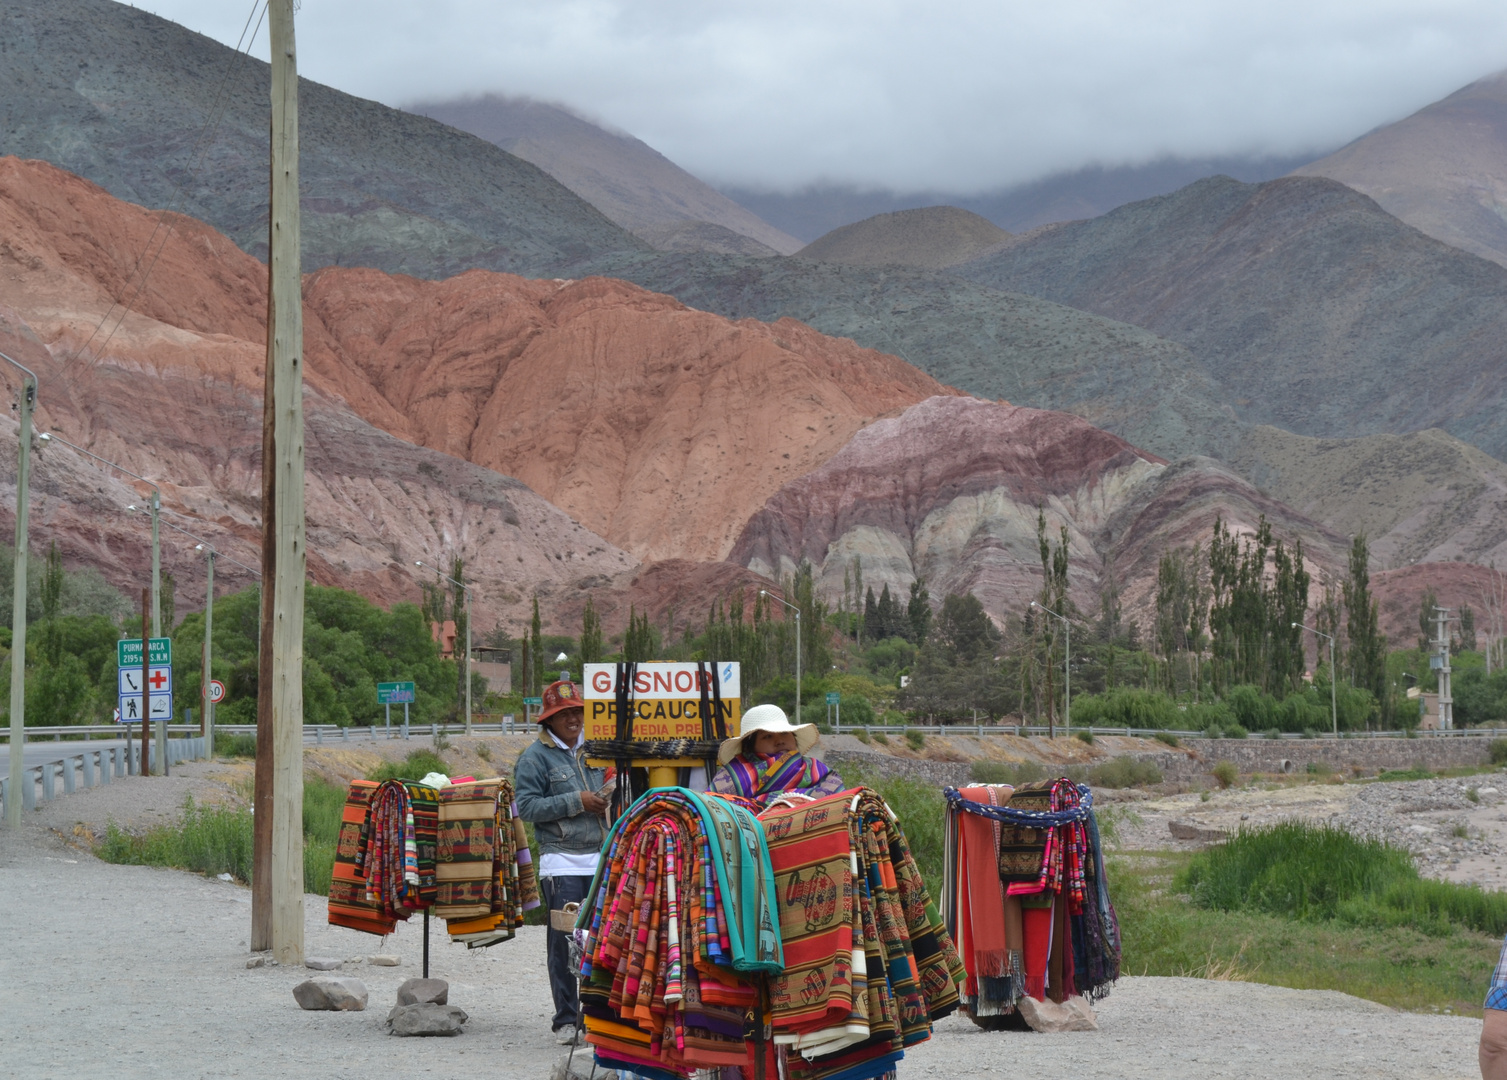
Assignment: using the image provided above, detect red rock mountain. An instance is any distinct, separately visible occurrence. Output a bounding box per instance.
[731,396,1351,627]
[0,156,949,630]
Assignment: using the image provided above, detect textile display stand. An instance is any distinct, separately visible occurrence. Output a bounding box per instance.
[941,778,1121,1030]
[327,775,540,988]
[572,784,966,1080]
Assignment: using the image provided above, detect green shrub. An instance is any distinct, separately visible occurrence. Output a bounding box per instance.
[873,732,890,746]
[1203,724,1224,740]
[1490,739,1507,765]
[852,728,871,745]
[1074,729,1094,744]
[1225,724,1249,740]
[214,731,257,757]
[1179,821,1507,935]
[1068,688,1180,729]
[1264,727,1283,740]
[1468,787,1481,804]
[1153,731,1180,748]
[970,759,1048,786]
[904,729,926,751]
[1087,756,1163,789]
[1226,684,1275,731]
[96,778,347,895]
[366,749,449,783]
[1379,767,1435,782]
[1212,760,1239,789]
[1306,760,1334,776]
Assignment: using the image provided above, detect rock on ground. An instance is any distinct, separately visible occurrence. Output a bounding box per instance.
[293,976,369,1012]
[387,1003,468,1036]
[397,978,449,1006]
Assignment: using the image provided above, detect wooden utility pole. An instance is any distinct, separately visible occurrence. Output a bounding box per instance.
[140,589,150,775]
[252,0,306,964]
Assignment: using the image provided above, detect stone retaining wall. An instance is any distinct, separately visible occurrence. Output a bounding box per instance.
[822,736,1496,789]
[1153,735,1494,782]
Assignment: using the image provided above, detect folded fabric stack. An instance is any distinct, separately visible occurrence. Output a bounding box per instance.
[760,788,966,1080]
[577,787,783,1079]
[942,778,1120,1025]
[328,776,539,946]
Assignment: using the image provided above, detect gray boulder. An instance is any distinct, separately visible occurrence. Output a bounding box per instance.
[292,976,368,1012]
[386,1002,468,1036]
[397,977,449,1006]
[304,956,342,971]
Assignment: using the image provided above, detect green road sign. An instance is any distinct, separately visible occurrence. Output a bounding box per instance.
[826,692,841,705]
[118,637,171,668]
[523,696,543,707]
[377,681,416,704]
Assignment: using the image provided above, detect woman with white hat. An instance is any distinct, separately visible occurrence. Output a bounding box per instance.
[708,703,847,807]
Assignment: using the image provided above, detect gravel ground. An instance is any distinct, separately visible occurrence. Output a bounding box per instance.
[0,819,1485,1080]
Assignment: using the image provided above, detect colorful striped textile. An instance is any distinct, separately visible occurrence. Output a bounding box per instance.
[331,775,533,948]
[577,787,782,1077]
[710,750,847,809]
[943,777,1120,1022]
[328,779,396,936]
[760,788,965,1080]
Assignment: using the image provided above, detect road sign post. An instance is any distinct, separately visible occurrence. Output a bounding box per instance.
[827,690,841,732]
[377,682,415,740]
[118,638,173,764]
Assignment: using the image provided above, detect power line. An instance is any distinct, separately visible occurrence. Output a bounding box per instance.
[67,0,270,373]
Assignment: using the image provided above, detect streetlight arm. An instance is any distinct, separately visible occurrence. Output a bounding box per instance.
[38,432,161,503]
[761,589,803,722]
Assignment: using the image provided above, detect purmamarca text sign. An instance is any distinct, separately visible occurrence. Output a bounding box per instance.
[582,662,741,741]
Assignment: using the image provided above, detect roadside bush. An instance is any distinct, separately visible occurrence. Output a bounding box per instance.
[970,759,1048,786]
[1212,760,1239,789]
[1203,724,1225,740]
[96,778,347,895]
[1490,738,1507,766]
[1225,724,1249,740]
[1087,756,1162,789]
[904,729,926,751]
[367,749,449,783]
[1074,729,1094,744]
[852,728,871,744]
[1153,731,1180,748]
[873,732,890,746]
[1069,688,1180,729]
[1179,820,1507,935]
[214,731,257,758]
[1307,761,1334,776]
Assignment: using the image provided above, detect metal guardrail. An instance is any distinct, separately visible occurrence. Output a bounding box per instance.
[0,736,208,819]
[0,723,203,743]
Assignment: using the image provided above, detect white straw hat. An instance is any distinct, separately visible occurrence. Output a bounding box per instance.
[717,703,819,765]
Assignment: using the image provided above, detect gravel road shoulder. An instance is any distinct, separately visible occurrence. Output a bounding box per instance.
[0,820,1483,1080]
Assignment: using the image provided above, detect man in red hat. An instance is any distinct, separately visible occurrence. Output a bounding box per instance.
[514,678,608,1045]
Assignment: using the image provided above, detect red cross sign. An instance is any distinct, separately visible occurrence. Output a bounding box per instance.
[148,669,169,691]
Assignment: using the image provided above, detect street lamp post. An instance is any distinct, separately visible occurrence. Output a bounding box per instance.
[1294,622,1338,736]
[1,350,36,827]
[39,433,161,639]
[417,561,472,734]
[153,514,260,760]
[761,590,802,724]
[1032,601,1071,737]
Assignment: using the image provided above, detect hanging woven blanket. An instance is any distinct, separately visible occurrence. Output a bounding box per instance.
[577,787,782,1078]
[759,787,965,1080]
[328,779,396,936]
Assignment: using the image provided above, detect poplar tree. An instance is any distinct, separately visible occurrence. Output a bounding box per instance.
[580,596,603,665]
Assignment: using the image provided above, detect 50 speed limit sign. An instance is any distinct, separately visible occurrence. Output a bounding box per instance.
[208,680,226,704]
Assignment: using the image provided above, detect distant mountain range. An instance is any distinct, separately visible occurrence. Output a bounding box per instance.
[409,95,803,256]
[722,153,1321,243]
[957,175,1507,461]
[1295,69,1507,269]
[4,0,1504,638]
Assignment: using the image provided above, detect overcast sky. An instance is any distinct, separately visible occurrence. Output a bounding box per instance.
[142,0,1507,193]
